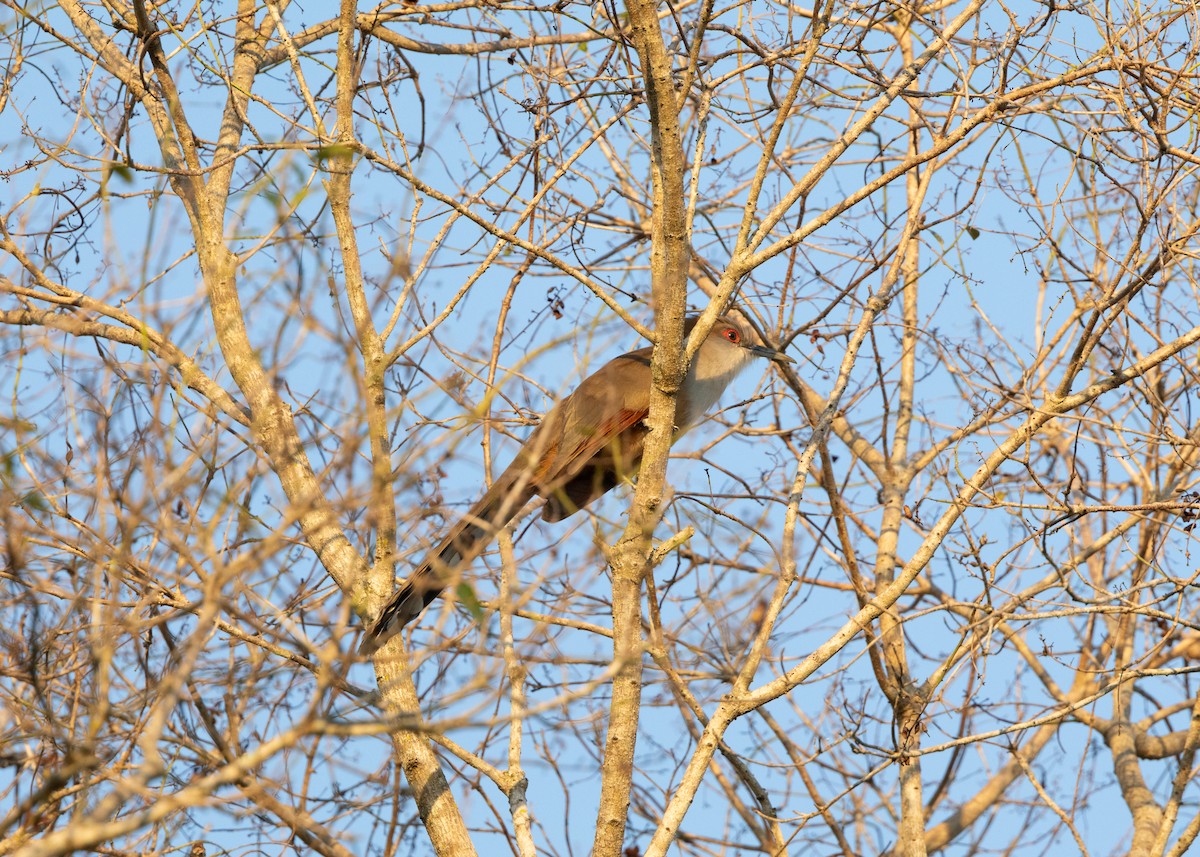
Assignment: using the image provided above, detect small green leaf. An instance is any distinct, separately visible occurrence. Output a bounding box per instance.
[107,163,134,183]
[20,491,47,511]
[314,143,355,163]
[455,583,486,623]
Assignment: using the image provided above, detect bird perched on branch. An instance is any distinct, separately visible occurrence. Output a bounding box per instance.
[359,315,792,653]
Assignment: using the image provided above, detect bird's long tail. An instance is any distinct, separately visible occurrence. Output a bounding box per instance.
[358,467,535,654]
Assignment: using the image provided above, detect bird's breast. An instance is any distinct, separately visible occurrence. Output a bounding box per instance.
[677,369,738,429]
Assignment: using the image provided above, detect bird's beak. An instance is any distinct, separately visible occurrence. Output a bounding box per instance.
[745,343,794,364]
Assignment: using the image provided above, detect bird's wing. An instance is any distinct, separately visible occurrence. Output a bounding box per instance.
[535,349,653,520]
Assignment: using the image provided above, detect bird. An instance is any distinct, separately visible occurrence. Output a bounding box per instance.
[359,315,792,653]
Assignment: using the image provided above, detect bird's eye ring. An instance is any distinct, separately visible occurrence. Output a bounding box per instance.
[722,327,741,344]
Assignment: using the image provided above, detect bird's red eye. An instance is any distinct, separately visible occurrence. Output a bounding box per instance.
[722,327,740,344]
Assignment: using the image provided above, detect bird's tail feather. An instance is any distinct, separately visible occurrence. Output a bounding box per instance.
[358,467,535,654]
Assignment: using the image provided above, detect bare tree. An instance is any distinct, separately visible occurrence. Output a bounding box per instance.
[4,1,1200,855]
